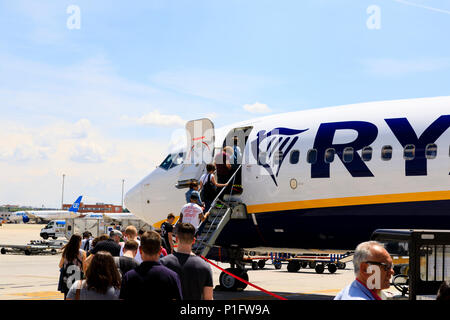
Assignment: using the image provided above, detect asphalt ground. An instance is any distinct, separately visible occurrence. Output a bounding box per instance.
[0,223,359,300]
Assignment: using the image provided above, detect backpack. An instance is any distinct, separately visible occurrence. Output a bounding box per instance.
[114,256,138,278]
[200,174,217,201]
[114,256,124,278]
[59,257,84,294]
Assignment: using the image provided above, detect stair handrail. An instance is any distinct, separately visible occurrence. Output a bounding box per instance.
[209,163,242,211]
[195,164,242,250]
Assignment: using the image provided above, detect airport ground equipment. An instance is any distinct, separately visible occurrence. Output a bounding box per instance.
[65,218,109,240]
[372,229,450,300]
[40,220,67,239]
[268,252,353,274]
[0,239,67,255]
[243,252,272,270]
[65,217,152,240]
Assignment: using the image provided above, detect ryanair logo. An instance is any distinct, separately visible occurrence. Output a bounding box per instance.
[251,127,308,186]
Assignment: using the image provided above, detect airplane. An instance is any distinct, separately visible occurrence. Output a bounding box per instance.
[78,211,140,221]
[11,196,83,223]
[125,96,450,290]
[103,212,140,221]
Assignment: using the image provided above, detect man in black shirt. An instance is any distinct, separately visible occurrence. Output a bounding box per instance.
[114,240,140,277]
[91,230,122,256]
[85,231,122,269]
[161,213,175,254]
[161,223,213,300]
[120,231,182,300]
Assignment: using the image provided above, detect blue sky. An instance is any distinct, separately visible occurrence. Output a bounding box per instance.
[1,0,449,207]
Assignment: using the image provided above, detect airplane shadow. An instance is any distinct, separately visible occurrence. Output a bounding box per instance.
[213,287,334,300]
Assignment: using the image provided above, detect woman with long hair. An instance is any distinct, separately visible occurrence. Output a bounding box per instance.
[58,234,86,299]
[66,251,121,300]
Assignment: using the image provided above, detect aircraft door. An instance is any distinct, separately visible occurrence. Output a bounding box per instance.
[176,118,215,188]
[220,126,253,193]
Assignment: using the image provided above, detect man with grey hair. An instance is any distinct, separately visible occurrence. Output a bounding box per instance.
[334,241,394,300]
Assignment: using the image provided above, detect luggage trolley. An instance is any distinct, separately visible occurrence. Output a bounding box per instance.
[268,252,353,274]
[371,229,450,300]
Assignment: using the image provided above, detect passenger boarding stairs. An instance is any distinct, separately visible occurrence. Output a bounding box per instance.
[192,165,244,258]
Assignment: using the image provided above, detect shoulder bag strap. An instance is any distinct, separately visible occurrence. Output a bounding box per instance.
[75,280,82,300]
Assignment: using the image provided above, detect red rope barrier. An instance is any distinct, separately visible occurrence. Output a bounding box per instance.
[200,255,288,300]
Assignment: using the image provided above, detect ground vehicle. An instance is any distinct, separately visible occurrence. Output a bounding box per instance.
[40,220,66,239]
[0,239,67,255]
[65,217,152,240]
[372,229,450,300]
[65,218,110,240]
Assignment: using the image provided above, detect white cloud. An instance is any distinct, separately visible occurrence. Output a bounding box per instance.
[243,102,272,114]
[70,142,108,163]
[0,119,167,208]
[123,110,187,128]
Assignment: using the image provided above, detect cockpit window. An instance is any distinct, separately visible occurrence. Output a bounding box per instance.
[159,152,185,170]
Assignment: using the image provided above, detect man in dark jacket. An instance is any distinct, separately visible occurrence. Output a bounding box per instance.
[119,231,182,300]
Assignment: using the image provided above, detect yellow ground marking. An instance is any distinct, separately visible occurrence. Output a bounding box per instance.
[9,291,64,300]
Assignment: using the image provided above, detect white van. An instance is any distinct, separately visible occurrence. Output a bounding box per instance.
[40,220,66,240]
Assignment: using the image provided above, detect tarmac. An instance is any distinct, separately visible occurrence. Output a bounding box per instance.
[0,223,359,300]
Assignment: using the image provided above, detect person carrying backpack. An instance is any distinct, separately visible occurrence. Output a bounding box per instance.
[199,163,228,213]
[58,234,86,299]
[114,240,140,278]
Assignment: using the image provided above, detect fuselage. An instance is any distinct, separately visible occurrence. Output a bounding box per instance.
[125,97,450,251]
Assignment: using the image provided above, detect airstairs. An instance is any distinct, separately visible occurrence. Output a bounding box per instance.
[192,165,244,258]
[192,201,232,257]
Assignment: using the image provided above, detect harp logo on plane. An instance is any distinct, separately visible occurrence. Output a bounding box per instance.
[251,127,309,186]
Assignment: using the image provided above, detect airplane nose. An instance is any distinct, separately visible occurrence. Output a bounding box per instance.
[124,184,143,218]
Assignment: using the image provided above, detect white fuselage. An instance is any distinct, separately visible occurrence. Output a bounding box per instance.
[125,97,450,251]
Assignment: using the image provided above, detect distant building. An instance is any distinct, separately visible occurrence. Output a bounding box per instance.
[62,202,123,213]
[0,205,31,212]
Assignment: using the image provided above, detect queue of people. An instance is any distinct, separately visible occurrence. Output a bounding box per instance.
[58,220,213,300]
[59,222,450,301]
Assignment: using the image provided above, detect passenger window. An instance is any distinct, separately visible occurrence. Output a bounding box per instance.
[403,144,415,160]
[289,150,300,165]
[307,149,317,164]
[425,144,437,159]
[274,151,283,165]
[259,152,267,165]
[381,145,393,161]
[343,147,354,163]
[362,146,373,162]
[324,148,335,163]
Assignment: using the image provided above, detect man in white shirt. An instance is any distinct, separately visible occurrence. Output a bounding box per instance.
[179,193,204,232]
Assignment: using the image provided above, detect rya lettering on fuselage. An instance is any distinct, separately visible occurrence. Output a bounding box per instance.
[252,115,449,184]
